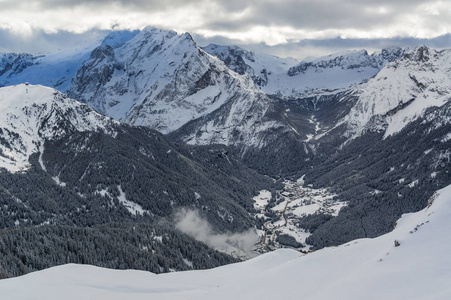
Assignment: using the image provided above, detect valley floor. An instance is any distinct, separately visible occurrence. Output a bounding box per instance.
[253,178,347,252]
[1,185,450,299]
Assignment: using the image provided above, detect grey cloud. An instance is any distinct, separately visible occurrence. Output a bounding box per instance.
[8,0,206,11]
[204,0,448,32]
[175,208,258,257]
[0,0,449,58]
[0,28,108,54]
[194,33,451,59]
[0,0,448,39]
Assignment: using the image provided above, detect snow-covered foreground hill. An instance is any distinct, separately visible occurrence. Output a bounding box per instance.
[2,185,450,299]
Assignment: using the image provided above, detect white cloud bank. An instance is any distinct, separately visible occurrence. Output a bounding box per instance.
[0,0,450,57]
[175,208,259,258]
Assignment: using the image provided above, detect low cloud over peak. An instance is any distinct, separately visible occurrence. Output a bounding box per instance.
[0,1,450,59]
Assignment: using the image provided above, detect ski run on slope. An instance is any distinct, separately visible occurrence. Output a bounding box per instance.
[1,184,450,299]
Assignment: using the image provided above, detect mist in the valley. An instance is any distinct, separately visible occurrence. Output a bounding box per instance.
[175,208,259,258]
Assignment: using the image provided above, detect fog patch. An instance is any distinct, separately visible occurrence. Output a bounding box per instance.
[175,208,258,258]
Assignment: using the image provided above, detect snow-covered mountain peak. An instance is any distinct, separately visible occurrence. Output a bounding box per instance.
[345,46,451,139]
[100,30,140,49]
[0,84,116,172]
[141,25,177,37]
[377,46,405,64]
[180,43,408,100]
[401,45,431,63]
[1,83,58,107]
[70,27,272,138]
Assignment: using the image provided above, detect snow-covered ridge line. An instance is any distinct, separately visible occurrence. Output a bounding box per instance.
[0,84,116,172]
[1,184,450,299]
[204,44,405,98]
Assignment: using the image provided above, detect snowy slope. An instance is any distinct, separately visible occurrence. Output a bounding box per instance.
[345,46,451,139]
[0,44,98,93]
[2,184,450,299]
[0,84,116,172]
[70,27,273,137]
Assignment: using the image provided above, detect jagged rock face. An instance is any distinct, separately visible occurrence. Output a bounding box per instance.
[402,45,430,62]
[0,30,140,93]
[69,45,117,114]
[203,44,299,95]
[380,47,404,63]
[202,44,263,85]
[171,89,277,147]
[344,46,451,139]
[69,27,273,137]
[0,53,35,78]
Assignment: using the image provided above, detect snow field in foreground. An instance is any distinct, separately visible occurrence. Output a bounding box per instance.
[1,185,451,299]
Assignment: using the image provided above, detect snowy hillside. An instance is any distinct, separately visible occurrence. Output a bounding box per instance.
[345,45,451,139]
[1,184,450,299]
[70,27,274,138]
[0,84,116,172]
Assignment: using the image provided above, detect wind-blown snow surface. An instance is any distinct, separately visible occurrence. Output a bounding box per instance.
[2,185,451,299]
[0,84,116,172]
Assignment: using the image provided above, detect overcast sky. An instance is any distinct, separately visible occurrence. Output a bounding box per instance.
[0,0,450,59]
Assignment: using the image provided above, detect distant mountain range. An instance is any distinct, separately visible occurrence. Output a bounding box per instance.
[0,27,450,278]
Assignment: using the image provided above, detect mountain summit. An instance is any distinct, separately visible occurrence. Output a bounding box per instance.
[69,27,270,137]
[0,84,115,172]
